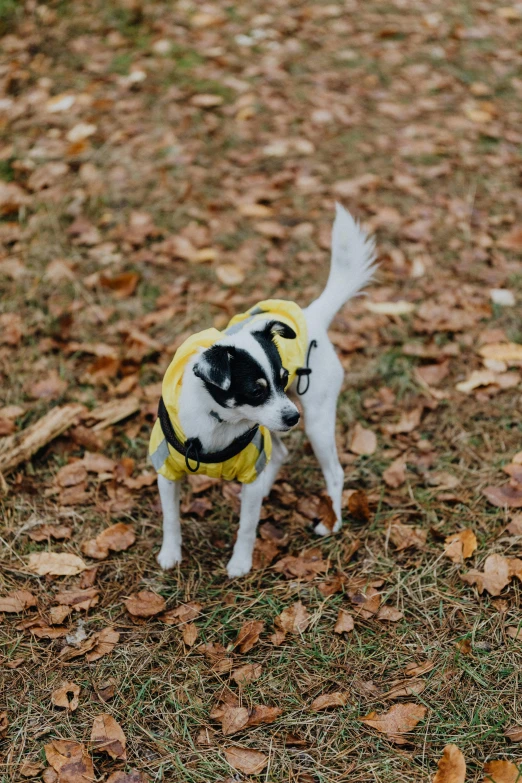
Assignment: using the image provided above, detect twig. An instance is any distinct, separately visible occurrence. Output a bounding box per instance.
[0,403,84,475]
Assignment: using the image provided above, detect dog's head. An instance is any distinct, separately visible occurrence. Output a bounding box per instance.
[193,320,300,432]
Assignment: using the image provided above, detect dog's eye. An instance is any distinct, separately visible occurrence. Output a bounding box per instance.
[280,368,289,385]
[257,378,268,388]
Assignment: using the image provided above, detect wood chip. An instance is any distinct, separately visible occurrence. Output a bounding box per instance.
[0,404,84,474]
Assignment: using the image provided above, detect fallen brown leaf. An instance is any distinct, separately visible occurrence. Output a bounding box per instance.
[56,462,87,488]
[95,677,117,703]
[504,464,522,484]
[182,623,198,647]
[433,744,466,783]
[27,552,87,576]
[209,691,239,721]
[187,474,220,493]
[456,638,472,656]
[195,727,215,746]
[28,524,72,542]
[216,263,245,286]
[83,452,116,473]
[318,574,348,597]
[498,227,522,251]
[360,703,427,744]
[461,554,511,596]
[31,625,69,639]
[0,589,36,613]
[504,726,522,742]
[350,423,377,455]
[482,760,522,783]
[483,485,522,508]
[347,489,372,523]
[333,609,354,634]
[221,706,250,735]
[388,521,427,551]
[28,371,68,401]
[383,407,423,435]
[44,740,94,783]
[51,681,80,711]
[191,93,224,107]
[383,455,407,488]
[444,529,478,563]
[233,620,264,653]
[252,537,281,570]
[106,771,150,783]
[82,523,136,560]
[224,746,268,775]
[54,587,99,611]
[270,629,287,646]
[232,663,263,686]
[273,549,328,580]
[19,759,44,778]
[415,361,449,387]
[100,271,139,298]
[0,182,30,214]
[161,601,203,625]
[310,692,348,711]
[351,588,382,618]
[79,567,98,589]
[275,602,310,635]
[479,342,522,365]
[85,627,120,662]
[6,658,25,669]
[82,355,120,385]
[376,605,404,622]
[90,713,126,760]
[124,591,166,618]
[384,678,425,700]
[59,633,98,661]
[198,641,228,663]
[246,705,282,727]
[404,660,435,677]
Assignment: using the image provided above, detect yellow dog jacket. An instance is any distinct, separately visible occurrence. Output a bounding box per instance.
[149,299,308,484]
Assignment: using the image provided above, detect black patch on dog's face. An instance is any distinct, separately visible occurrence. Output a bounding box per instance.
[252,330,288,391]
[195,346,272,409]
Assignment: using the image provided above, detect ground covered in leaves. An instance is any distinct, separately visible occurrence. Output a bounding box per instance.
[1,0,522,781]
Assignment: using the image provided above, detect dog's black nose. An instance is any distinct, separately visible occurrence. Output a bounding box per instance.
[282,409,300,427]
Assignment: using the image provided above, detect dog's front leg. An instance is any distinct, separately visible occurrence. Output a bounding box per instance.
[157,474,182,570]
[227,475,264,578]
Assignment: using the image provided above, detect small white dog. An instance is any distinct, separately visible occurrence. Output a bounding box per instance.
[149,204,376,577]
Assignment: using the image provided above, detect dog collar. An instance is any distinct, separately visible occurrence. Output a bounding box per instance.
[157,397,259,473]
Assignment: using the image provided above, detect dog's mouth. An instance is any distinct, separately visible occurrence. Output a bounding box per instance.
[274,423,297,433]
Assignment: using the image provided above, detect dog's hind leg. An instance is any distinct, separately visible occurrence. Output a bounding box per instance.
[261,433,288,498]
[299,338,344,536]
[227,475,265,578]
[157,474,182,569]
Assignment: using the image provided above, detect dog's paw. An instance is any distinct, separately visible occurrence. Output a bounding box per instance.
[314,519,342,537]
[157,546,182,570]
[227,556,252,579]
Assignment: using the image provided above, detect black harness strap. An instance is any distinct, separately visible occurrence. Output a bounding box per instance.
[158,397,259,473]
[296,339,318,395]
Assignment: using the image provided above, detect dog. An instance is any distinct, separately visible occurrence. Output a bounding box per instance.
[149,204,376,577]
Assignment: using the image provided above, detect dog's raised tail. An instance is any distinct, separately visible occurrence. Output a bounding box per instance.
[306,203,377,330]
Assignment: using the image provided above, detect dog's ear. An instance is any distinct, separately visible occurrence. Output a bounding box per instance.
[260,320,297,341]
[193,345,234,391]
